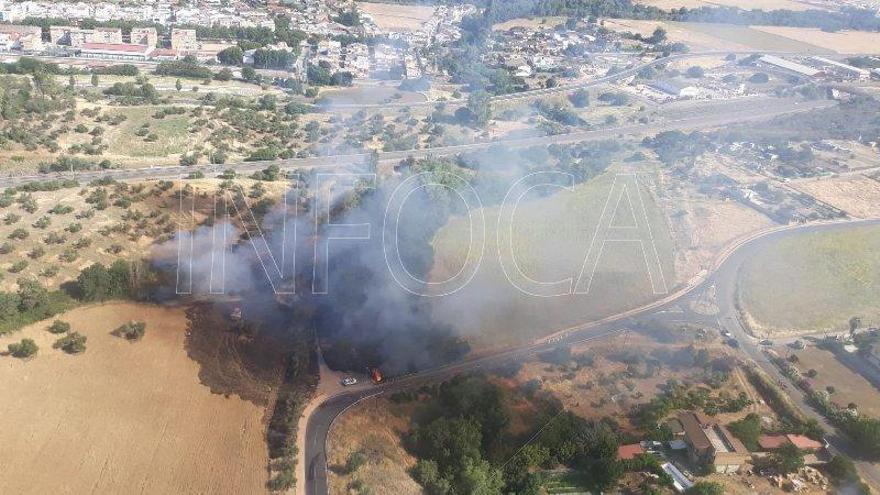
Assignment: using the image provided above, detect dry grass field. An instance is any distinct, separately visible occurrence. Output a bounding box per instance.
[492,16,569,31]
[738,224,880,335]
[792,176,880,220]
[600,19,832,53]
[327,399,421,495]
[635,0,827,10]
[0,303,273,495]
[357,2,436,32]
[752,26,880,54]
[795,346,880,417]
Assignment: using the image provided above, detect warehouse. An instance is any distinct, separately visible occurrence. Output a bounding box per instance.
[758,55,821,78]
[809,56,870,80]
[79,42,155,61]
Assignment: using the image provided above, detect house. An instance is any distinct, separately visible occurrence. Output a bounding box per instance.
[648,79,699,98]
[661,462,694,493]
[130,27,157,47]
[677,411,751,473]
[0,25,43,52]
[617,443,645,460]
[50,26,123,47]
[170,28,198,54]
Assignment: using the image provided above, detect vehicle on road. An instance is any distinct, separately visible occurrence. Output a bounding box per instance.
[341,377,357,386]
[721,330,733,338]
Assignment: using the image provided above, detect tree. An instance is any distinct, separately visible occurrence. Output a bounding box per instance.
[175,79,182,92]
[68,75,76,90]
[217,45,244,66]
[8,338,38,358]
[465,90,492,127]
[686,481,724,495]
[686,66,705,78]
[113,321,146,341]
[458,457,504,495]
[17,278,49,312]
[727,413,761,450]
[48,320,70,334]
[241,66,257,82]
[569,89,590,108]
[53,331,87,354]
[649,27,667,44]
[772,443,804,474]
[749,72,770,83]
[825,454,859,484]
[91,73,99,87]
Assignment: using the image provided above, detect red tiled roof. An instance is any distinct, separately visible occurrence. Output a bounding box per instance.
[617,443,644,460]
[758,434,789,450]
[786,434,823,451]
[81,42,151,54]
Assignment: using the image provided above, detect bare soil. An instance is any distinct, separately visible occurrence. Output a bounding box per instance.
[0,302,284,494]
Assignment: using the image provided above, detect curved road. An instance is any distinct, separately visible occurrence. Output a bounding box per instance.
[303,217,880,495]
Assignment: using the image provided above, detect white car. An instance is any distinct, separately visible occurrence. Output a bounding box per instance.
[341,377,358,386]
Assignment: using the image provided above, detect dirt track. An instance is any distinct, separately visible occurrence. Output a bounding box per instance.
[0,302,276,495]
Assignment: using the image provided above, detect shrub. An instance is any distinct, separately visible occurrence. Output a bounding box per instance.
[53,331,87,354]
[48,320,71,334]
[28,246,45,259]
[3,212,20,225]
[113,321,146,341]
[8,260,28,273]
[8,338,38,358]
[8,228,29,240]
[0,242,12,254]
[33,216,51,229]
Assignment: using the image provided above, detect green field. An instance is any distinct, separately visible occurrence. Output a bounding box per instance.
[738,224,880,335]
[104,106,192,158]
[429,168,676,349]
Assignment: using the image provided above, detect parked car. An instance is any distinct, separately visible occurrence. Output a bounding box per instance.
[341,377,358,386]
[760,339,773,346]
[727,338,740,348]
[721,330,733,338]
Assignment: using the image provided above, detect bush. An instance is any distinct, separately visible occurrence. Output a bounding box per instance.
[53,331,87,354]
[749,72,770,84]
[686,481,724,495]
[345,451,368,474]
[48,320,71,334]
[8,338,38,358]
[8,260,28,273]
[114,320,146,341]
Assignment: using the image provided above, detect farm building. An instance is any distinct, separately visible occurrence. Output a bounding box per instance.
[759,55,820,78]
[79,42,155,61]
[809,56,870,80]
[676,411,751,473]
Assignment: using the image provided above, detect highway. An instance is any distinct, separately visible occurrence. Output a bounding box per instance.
[302,217,880,495]
[0,97,832,188]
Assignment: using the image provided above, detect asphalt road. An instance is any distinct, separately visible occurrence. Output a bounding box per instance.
[303,217,880,495]
[0,97,831,188]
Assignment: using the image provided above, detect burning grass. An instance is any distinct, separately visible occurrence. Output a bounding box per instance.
[429,168,676,350]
